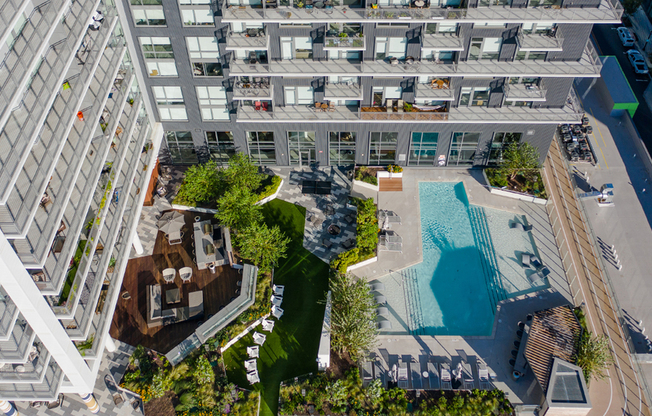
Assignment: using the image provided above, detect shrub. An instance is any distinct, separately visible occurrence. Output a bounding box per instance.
[256,175,282,202]
[354,166,378,185]
[194,355,214,386]
[330,248,360,273]
[386,164,403,173]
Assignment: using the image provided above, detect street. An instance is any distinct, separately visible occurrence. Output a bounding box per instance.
[592,23,652,155]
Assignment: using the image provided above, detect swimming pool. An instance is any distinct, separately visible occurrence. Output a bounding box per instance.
[401,182,544,336]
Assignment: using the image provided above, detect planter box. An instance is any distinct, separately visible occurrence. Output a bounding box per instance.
[353,179,379,191]
[482,169,547,205]
[255,178,284,206]
[346,256,378,272]
[377,171,403,179]
[170,204,218,214]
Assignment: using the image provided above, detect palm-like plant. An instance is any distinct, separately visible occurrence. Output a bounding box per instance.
[575,332,614,383]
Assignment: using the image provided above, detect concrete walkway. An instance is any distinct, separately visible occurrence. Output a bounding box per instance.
[544,136,650,416]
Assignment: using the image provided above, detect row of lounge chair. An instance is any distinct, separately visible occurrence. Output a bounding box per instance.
[520,252,551,285]
[370,282,392,330]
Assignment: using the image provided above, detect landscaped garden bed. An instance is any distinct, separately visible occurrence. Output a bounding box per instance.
[353,166,378,186]
[279,368,514,416]
[330,197,379,273]
[485,142,548,199]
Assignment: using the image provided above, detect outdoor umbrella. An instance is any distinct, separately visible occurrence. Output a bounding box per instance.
[157,211,185,234]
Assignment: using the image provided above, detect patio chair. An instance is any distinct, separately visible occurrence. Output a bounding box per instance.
[271,295,283,307]
[531,255,542,268]
[478,363,491,390]
[253,332,266,345]
[411,365,422,389]
[322,239,333,248]
[162,268,176,284]
[377,320,392,330]
[398,360,409,388]
[254,101,262,111]
[376,306,389,317]
[179,267,192,283]
[521,253,531,268]
[273,284,285,296]
[511,222,533,232]
[247,370,260,384]
[427,362,440,390]
[368,282,386,292]
[375,295,387,305]
[361,361,373,386]
[374,361,386,387]
[272,305,284,319]
[245,359,257,372]
[539,266,551,277]
[262,101,269,111]
[527,272,544,285]
[262,319,275,332]
[247,345,260,358]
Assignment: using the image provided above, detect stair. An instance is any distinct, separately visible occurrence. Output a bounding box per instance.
[379,178,403,192]
[401,269,425,335]
[467,206,506,310]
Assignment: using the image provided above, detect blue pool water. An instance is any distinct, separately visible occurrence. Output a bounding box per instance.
[403,182,539,336]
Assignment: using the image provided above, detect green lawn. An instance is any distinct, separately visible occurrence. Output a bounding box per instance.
[224,199,330,416]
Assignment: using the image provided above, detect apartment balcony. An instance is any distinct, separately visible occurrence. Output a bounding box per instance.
[0,345,52,384]
[230,43,601,77]
[323,34,365,50]
[0,323,35,363]
[225,30,270,50]
[237,104,361,122]
[503,82,547,101]
[233,79,273,100]
[0,3,118,206]
[414,79,454,101]
[516,30,563,52]
[0,294,19,341]
[421,33,464,51]
[324,82,362,100]
[0,362,63,401]
[0,0,70,124]
[0,0,30,44]
[221,0,620,23]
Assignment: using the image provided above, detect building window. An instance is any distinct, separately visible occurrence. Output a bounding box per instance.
[166,131,197,164]
[478,0,510,5]
[425,22,457,34]
[473,22,507,29]
[279,22,312,27]
[206,132,236,164]
[509,77,539,85]
[247,132,276,165]
[186,37,222,77]
[280,37,312,59]
[409,132,439,166]
[181,8,214,26]
[488,132,522,164]
[372,86,402,107]
[153,86,187,120]
[197,86,229,121]
[139,37,177,76]
[284,86,313,105]
[329,132,356,165]
[131,0,162,4]
[448,132,480,166]
[515,50,546,61]
[369,132,397,165]
[375,37,407,60]
[132,6,166,25]
[504,100,533,107]
[468,37,502,60]
[288,131,316,166]
[180,0,210,3]
[459,87,490,107]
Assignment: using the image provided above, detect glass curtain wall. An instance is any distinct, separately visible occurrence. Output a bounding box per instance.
[448,132,480,166]
[206,132,236,164]
[369,132,397,165]
[329,132,356,165]
[247,131,276,165]
[409,132,439,166]
[166,131,197,163]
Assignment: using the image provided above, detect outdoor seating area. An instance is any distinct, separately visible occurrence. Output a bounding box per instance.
[521,252,551,286]
[110,210,242,353]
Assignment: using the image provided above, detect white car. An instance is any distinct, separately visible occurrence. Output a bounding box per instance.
[617,27,635,47]
[627,49,649,74]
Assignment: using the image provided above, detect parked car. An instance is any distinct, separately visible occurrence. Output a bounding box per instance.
[617,27,635,47]
[627,49,649,74]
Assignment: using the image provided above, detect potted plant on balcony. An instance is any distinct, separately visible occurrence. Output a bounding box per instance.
[386,164,403,178]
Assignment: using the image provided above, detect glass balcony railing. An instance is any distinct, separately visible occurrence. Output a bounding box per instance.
[324,34,365,50]
[225,30,269,50]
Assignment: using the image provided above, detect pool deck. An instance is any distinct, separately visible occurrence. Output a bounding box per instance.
[350,168,574,407]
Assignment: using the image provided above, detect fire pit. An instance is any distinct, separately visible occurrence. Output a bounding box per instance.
[327,224,341,236]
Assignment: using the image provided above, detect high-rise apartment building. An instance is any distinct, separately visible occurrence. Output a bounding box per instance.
[122,0,621,168]
[0,0,162,410]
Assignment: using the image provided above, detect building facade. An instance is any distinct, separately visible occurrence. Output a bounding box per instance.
[0,0,162,409]
[122,0,621,168]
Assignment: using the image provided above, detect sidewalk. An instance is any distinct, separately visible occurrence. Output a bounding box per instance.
[576,80,652,391]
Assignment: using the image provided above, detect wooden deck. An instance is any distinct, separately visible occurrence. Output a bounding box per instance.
[379,178,403,192]
[109,210,241,354]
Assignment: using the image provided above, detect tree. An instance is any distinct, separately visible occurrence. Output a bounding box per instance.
[215,188,262,231]
[624,0,642,15]
[237,222,290,272]
[219,152,262,193]
[498,142,541,183]
[328,272,378,362]
[575,332,614,383]
[175,161,221,206]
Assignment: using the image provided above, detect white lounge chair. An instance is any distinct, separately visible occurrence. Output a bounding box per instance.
[271,305,284,319]
[427,362,440,390]
[162,268,176,283]
[376,307,389,317]
[179,266,192,283]
[440,363,452,390]
[262,319,275,332]
[368,282,386,292]
[375,295,387,305]
[247,346,259,358]
[247,370,260,384]
[398,361,409,389]
[253,332,266,346]
[478,363,491,390]
[521,253,531,268]
[244,359,257,372]
[273,284,285,296]
[377,320,392,330]
[271,295,283,307]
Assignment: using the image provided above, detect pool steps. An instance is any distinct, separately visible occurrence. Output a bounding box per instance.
[401,268,425,335]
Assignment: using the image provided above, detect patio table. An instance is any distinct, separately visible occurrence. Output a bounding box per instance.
[194,220,216,270]
[166,288,181,304]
